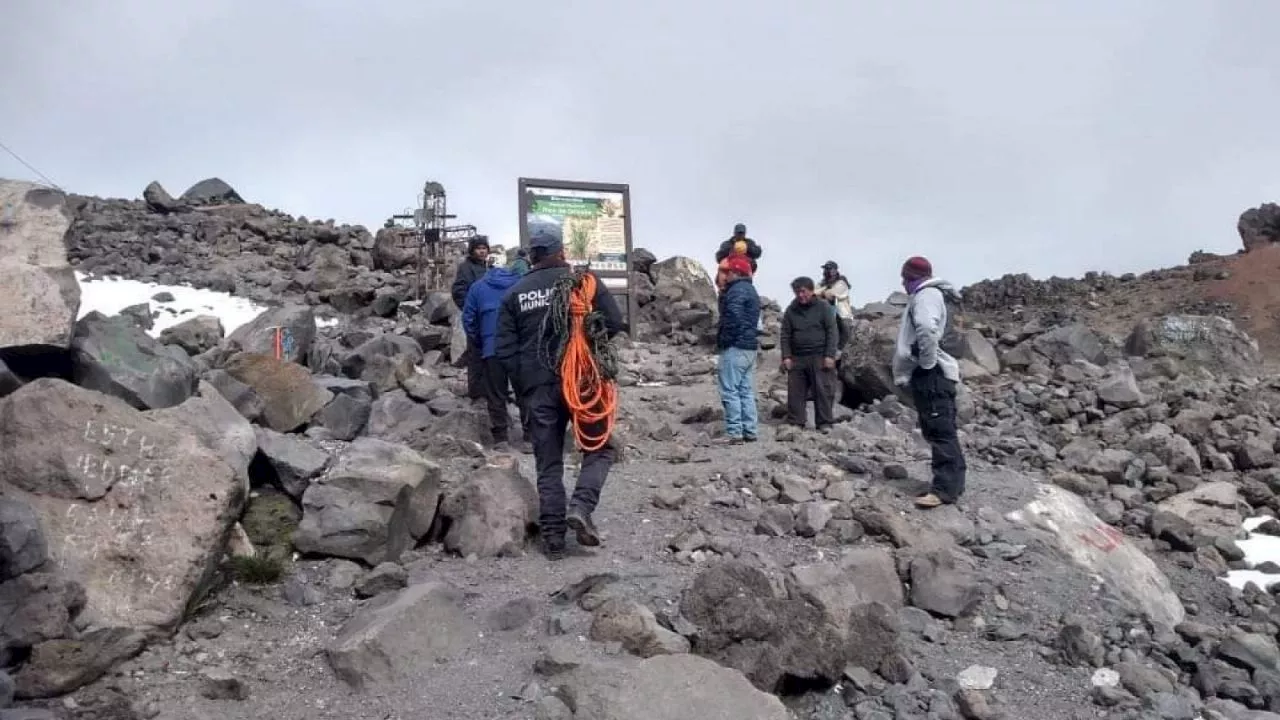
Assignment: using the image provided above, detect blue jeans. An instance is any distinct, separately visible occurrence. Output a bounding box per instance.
[718,347,759,439]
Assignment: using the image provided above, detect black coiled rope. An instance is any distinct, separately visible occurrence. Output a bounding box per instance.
[537,271,619,382]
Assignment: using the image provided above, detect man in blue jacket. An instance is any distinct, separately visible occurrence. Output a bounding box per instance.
[716,255,762,443]
[463,261,531,449]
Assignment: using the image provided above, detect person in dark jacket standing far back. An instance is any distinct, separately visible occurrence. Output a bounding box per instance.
[495,232,624,560]
[462,262,531,451]
[716,255,762,443]
[781,276,838,431]
[452,236,491,400]
[715,223,763,274]
[892,255,966,509]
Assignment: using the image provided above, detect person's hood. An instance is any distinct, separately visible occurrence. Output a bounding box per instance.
[914,277,959,301]
[482,267,522,290]
[724,276,753,290]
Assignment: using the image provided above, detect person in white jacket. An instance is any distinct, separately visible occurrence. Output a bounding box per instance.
[891,255,966,509]
[817,261,854,349]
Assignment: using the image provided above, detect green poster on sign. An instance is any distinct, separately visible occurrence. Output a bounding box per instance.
[524,186,628,272]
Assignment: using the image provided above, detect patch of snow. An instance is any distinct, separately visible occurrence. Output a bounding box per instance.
[74,272,336,335]
[1223,516,1280,591]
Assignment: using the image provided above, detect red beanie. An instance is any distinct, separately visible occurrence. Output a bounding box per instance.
[723,254,753,277]
[901,256,932,280]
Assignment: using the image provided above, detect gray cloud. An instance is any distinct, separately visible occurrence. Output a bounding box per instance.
[4,0,1279,303]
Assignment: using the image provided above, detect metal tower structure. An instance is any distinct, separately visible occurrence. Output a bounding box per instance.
[388,181,479,299]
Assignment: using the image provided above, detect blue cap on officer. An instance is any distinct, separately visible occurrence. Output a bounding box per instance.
[529,230,563,254]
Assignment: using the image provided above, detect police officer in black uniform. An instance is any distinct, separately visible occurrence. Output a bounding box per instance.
[494,231,624,560]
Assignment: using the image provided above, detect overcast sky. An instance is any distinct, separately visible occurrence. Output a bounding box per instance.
[4,1,1279,304]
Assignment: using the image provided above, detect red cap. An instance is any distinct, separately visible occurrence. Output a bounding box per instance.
[723,254,753,277]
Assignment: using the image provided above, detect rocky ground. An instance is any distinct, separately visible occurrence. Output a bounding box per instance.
[9,178,1280,720]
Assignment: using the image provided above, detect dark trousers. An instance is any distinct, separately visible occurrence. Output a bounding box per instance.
[527,383,615,539]
[483,357,530,442]
[787,355,836,428]
[836,318,852,350]
[909,366,967,503]
[465,339,485,400]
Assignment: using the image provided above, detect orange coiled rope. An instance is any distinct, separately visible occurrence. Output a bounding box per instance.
[558,272,618,452]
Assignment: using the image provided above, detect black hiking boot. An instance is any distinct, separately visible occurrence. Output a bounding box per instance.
[541,536,567,561]
[567,508,601,547]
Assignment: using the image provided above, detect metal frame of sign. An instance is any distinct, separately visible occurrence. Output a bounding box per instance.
[517,177,637,333]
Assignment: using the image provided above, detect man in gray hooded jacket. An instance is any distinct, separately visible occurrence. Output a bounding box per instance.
[892,255,966,508]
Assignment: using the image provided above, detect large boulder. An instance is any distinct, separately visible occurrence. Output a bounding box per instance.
[145,380,258,486]
[1239,202,1280,252]
[0,379,244,631]
[0,497,48,579]
[222,352,333,432]
[436,458,537,558]
[0,180,80,349]
[226,305,316,366]
[371,227,416,271]
[341,334,423,392]
[327,581,477,690]
[680,559,896,692]
[1155,482,1244,542]
[254,427,331,499]
[1029,324,1108,367]
[293,438,441,565]
[178,177,244,206]
[158,315,224,356]
[636,256,718,344]
[548,653,792,720]
[142,181,184,213]
[838,312,906,406]
[1006,484,1184,630]
[1125,314,1261,377]
[70,311,198,410]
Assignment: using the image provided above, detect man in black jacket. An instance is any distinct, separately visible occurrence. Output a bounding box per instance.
[452,236,491,400]
[715,223,762,274]
[495,231,624,560]
[781,276,838,431]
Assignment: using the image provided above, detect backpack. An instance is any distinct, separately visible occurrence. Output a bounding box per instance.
[909,287,966,358]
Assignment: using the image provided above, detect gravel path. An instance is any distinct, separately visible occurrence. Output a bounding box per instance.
[44,344,1236,720]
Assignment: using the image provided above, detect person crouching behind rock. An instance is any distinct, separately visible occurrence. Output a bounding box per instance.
[494,232,624,560]
[892,255,966,509]
[781,276,838,432]
[716,255,761,444]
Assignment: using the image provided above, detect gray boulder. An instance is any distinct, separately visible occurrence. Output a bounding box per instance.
[179,177,244,206]
[226,305,316,365]
[0,379,243,636]
[222,352,333,432]
[437,458,538,558]
[159,315,225,356]
[549,653,791,720]
[71,311,197,410]
[254,427,331,498]
[0,180,80,350]
[293,438,441,565]
[1126,314,1261,377]
[327,581,477,690]
[146,380,258,485]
